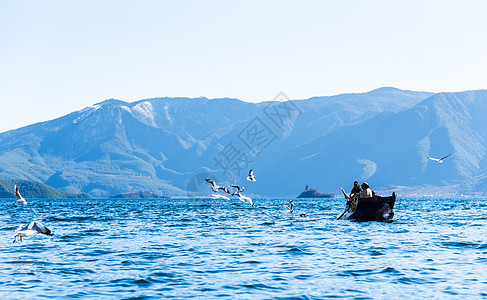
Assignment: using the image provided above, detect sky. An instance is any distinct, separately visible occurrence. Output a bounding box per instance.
[1,0,486,133]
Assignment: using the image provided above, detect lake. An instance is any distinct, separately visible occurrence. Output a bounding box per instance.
[1,197,486,299]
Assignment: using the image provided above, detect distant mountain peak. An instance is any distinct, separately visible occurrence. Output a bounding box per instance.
[368,86,432,95]
[95,99,129,106]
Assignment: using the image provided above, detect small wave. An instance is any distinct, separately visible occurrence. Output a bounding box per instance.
[132,278,152,287]
[338,269,375,277]
[379,267,403,275]
[236,283,282,291]
[56,268,96,275]
[46,216,97,222]
[83,249,116,256]
[441,241,480,249]
[242,260,261,264]
[368,249,385,256]
[477,243,487,249]
[395,277,426,284]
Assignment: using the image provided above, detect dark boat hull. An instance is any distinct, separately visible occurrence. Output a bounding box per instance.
[348,192,396,221]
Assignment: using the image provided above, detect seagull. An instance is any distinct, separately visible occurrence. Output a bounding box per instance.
[14,185,28,204]
[284,200,294,213]
[204,179,230,194]
[13,221,53,243]
[247,169,256,182]
[239,195,254,207]
[231,184,245,196]
[231,185,253,207]
[427,153,452,164]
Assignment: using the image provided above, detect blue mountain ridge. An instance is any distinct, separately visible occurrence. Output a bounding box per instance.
[4,87,484,197]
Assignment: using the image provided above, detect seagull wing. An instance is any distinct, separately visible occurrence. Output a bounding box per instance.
[14,185,22,199]
[427,156,440,162]
[205,179,217,187]
[249,169,253,176]
[14,224,26,234]
[30,221,53,236]
[231,185,241,190]
[244,196,253,207]
[440,153,452,161]
[220,186,230,194]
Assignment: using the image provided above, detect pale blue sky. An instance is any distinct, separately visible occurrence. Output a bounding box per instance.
[1,0,486,133]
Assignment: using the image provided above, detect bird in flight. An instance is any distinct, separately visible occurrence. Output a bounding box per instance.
[427,153,452,163]
[231,184,253,207]
[231,185,245,196]
[14,185,28,204]
[247,169,256,182]
[284,200,294,213]
[13,221,53,243]
[204,179,230,194]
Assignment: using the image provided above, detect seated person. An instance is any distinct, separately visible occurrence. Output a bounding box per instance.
[350,181,362,196]
[359,182,373,198]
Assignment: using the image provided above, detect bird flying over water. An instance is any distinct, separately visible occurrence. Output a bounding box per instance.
[427,153,452,163]
[247,169,256,182]
[13,221,53,243]
[284,200,294,213]
[238,195,254,207]
[14,185,28,204]
[231,184,253,207]
[204,179,230,194]
[231,185,245,196]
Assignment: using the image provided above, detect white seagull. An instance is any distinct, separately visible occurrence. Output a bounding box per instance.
[427,153,452,164]
[14,185,28,204]
[231,184,254,207]
[247,169,256,182]
[231,184,245,196]
[13,221,54,243]
[204,179,230,194]
[284,200,294,213]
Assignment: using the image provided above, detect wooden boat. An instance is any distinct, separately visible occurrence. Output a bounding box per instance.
[347,193,396,221]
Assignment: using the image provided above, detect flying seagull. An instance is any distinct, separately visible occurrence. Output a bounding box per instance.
[239,195,254,207]
[13,221,54,243]
[284,200,294,213]
[231,184,253,207]
[231,184,245,196]
[247,169,256,182]
[204,179,230,194]
[427,153,452,163]
[14,185,28,204]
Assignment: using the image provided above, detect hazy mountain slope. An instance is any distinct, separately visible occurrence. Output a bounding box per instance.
[0,88,433,196]
[257,90,487,196]
[0,178,89,198]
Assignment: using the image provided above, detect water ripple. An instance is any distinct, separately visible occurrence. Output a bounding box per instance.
[0,197,486,298]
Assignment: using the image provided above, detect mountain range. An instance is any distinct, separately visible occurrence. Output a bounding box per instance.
[0,178,89,199]
[1,87,486,197]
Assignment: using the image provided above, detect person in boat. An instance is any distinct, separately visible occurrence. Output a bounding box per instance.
[348,181,362,204]
[359,182,373,198]
[350,181,362,196]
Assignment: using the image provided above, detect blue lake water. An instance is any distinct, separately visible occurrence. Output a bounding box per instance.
[1,197,486,299]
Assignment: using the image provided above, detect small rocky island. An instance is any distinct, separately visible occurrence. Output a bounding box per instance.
[297,185,334,198]
[110,191,167,199]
